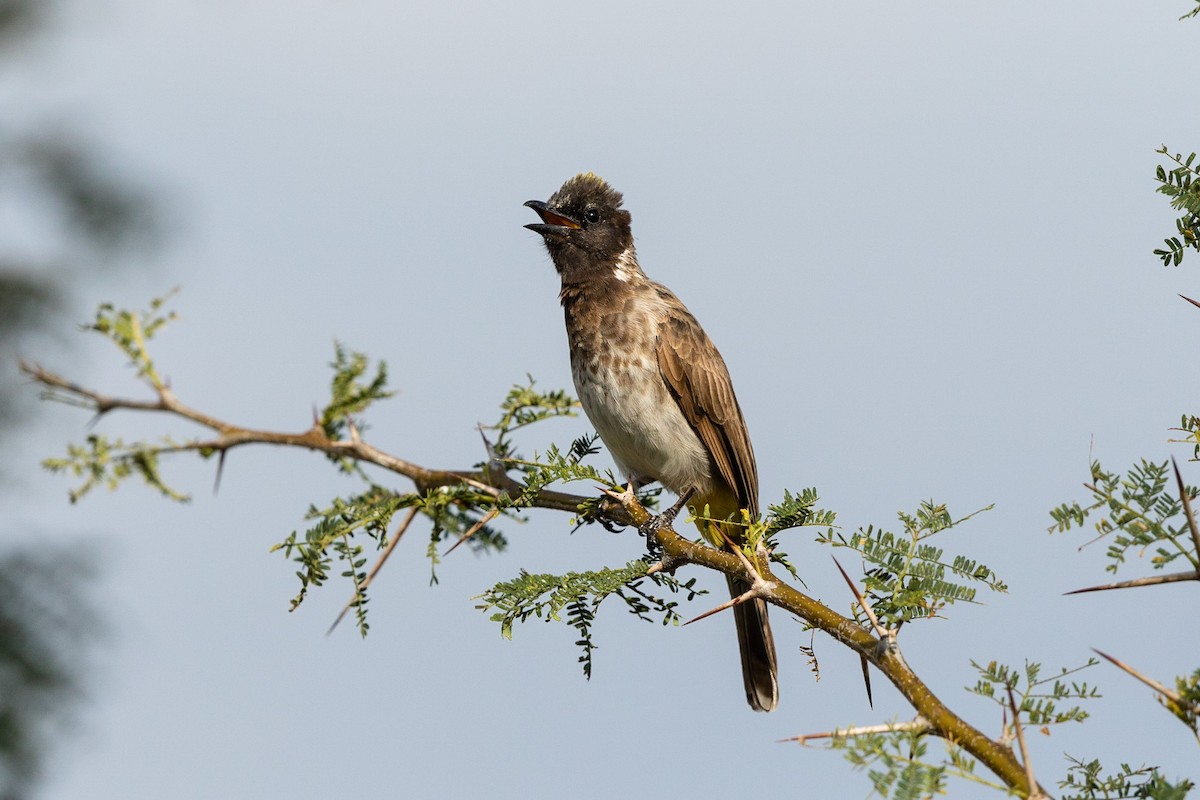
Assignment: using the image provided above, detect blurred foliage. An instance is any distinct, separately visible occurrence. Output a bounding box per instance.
[1167,669,1200,741]
[0,548,100,800]
[0,14,158,424]
[0,132,157,425]
[0,0,41,47]
[1,2,158,798]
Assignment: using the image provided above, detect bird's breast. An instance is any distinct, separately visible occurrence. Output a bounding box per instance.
[566,305,712,495]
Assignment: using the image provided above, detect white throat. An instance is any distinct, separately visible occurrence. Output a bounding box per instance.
[613,246,638,282]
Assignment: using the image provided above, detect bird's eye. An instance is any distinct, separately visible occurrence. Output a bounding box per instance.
[584,207,601,224]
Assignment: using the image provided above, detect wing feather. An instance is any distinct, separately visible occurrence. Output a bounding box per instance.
[655,296,759,520]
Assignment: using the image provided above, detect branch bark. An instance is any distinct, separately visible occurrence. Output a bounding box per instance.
[21,359,1035,796]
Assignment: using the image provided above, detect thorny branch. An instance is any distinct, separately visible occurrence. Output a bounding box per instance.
[778,717,932,745]
[1065,457,1200,595]
[21,358,1037,797]
[20,360,608,519]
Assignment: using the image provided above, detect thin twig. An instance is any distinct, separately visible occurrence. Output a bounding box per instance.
[1065,569,1200,594]
[1005,685,1046,799]
[22,360,442,484]
[327,506,421,636]
[778,717,931,745]
[1171,457,1200,561]
[682,583,756,626]
[830,557,884,708]
[832,556,888,639]
[1092,648,1196,711]
[444,507,501,555]
[710,516,772,592]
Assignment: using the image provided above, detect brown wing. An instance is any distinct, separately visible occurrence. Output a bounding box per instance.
[655,296,759,519]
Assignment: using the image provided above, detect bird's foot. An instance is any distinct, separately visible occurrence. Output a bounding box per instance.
[639,485,694,535]
[661,487,695,527]
[639,487,695,573]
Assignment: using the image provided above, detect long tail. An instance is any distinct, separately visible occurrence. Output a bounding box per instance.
[693,494,779,712]
[728,574,779,712]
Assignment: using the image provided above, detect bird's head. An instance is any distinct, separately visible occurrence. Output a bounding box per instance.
[525,173,634,274]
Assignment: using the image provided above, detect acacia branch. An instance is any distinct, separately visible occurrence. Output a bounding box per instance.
[1093,648,1199,715]
[612,494,1033,794]
[1065,569,1200,594]
[1066,458,1200,595]
[22,359,1034,796]
[20,360,606,517]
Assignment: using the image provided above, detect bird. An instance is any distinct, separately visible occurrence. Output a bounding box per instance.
[524,172,778,712]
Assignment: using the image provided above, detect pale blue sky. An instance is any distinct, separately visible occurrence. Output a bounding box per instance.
[6,2,1199,797]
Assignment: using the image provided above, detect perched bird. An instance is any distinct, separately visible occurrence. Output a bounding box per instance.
[524,173,778,712]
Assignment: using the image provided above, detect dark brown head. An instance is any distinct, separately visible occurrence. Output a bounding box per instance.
[525,173,635,281]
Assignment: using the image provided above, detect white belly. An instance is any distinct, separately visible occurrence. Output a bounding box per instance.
[572,355,713,496]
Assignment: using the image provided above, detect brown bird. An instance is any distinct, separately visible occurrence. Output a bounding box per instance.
[524,173,778,712]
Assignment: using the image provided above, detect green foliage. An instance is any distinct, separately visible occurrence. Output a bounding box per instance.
[39,294,190,501]
[1166,668,1200,739]
[765,487,838,536]
[272,487,413,625]
[482,381,641,524]
[1060,757,1194,800]
[476,560,705,678]
[272,482,510,634]
[1175,415,1200,461]
[481,380,650,527]
[422,483,510,584]
[760,487,837,581]
[87,291,177,388]
[319,341,394,452]
[968,659,1100,728]
[487,377,579,460]
[817,501,1004,627]
[830,727,1006,799]
[510,440,620,506]
[267,380,593,631]
[837,728,946,800]
[1153,148,1200,266]
[42,433,189,503]
[1049,460,1200,574]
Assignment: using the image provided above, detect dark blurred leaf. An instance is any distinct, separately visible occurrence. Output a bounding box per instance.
[0,547,102,799]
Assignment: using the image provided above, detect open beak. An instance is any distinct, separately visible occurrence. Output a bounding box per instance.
[524,200,581,237]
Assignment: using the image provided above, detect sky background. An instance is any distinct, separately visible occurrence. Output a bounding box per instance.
[4,1,1199,798]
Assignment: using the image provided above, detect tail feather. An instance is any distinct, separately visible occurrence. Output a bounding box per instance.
[693,497,779,712]
[728,575,778,712]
